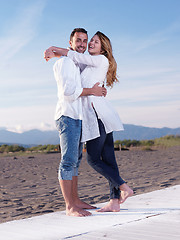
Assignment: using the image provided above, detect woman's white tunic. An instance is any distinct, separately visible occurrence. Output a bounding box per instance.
[67,50,124,142]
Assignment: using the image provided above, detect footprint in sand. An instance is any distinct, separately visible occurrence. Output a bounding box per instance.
[37,204,45,209]
[49,190,57,195]
[160,182,172,187]
[41,210,54,213]
[16,206,33,212]
[169,177,176,181]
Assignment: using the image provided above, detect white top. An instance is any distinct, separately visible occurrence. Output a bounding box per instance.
[67,50,124,142]
[53,56,83,120]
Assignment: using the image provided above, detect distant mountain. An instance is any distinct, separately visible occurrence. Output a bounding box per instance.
[0,129,59,146]
[0,124,180,146]
[113,124,180,141]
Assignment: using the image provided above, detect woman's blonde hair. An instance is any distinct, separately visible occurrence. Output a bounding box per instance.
[95,31,118,87]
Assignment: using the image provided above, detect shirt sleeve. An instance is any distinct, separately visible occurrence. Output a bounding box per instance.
[67,50,108,67]
[53,58,83,102]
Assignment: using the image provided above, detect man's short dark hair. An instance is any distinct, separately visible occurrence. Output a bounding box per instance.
[70,28,88,41]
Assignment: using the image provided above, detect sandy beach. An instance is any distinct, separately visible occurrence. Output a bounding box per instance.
[0,146,180,223]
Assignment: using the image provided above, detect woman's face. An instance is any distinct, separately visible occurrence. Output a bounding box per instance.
[88,35,101,55]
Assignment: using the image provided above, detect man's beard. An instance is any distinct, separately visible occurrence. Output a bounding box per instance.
[76,47,86,53]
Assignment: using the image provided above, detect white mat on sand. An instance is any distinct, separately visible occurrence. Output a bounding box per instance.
[0,185,180,240]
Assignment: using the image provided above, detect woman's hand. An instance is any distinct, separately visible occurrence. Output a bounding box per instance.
[44,47,56,62]
[44,46,68,61]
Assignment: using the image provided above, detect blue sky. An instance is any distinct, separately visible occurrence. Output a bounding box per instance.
[0,0,180,132]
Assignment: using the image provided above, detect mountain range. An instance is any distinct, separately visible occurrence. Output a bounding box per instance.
[0,124,180,146]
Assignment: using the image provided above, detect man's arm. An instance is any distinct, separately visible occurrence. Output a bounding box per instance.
[80,83,107,97]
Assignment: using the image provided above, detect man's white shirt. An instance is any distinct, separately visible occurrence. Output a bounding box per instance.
[53,56,83,121]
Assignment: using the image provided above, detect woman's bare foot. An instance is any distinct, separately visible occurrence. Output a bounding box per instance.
[66,205,92,217]
[119,183,133,204]
[96,199,120,212]
[74,199,96,209]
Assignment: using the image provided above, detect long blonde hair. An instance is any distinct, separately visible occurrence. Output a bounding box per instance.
[95,31,118,87]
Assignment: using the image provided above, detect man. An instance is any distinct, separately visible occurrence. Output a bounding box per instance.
[44,28,106,217]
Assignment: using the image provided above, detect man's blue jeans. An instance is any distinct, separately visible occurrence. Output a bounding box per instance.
[86,119,125,199]
[56,115,83,180]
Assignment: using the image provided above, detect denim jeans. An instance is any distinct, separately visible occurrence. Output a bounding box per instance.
[86,119,125,199]
[55,115,83,180]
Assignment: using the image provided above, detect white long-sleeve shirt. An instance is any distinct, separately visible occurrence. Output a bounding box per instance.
[53,56,83,120]
[67,50,124,142]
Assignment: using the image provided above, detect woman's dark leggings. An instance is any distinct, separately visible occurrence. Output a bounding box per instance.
[86,119,125,199]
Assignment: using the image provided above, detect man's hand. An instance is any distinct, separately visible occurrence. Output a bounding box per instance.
[80,82,107,97]
[92,82,107,97]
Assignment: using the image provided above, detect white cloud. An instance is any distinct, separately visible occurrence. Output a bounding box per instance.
[120,67,176,79]
[107,80,180,103]
[1,97,179,133]
[134,36,167,53]
[8,122,56,133]
[113,20,180,59]
[115,101,180,128]
[135,21,180,53]
[0,104,56,133]
[0,1,46,68]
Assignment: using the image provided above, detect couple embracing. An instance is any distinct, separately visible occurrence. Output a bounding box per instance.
[44,28,133,217]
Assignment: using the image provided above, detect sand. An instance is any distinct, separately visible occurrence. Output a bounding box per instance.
[0,146,180,223]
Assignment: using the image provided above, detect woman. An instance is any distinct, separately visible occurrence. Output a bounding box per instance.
[45,31,133,212]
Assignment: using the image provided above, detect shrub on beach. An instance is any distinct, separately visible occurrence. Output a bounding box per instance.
[114,139,141,148]
[0,144,59,154]
[0,144,25,153]
[114,135,180,149]
[1,135,179,154]
[154,135,180,147]
[26,144,60,152]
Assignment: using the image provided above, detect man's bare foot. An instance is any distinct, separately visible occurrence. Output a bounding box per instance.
[66,205,92,217]
[74,199,96,209]
[96,199,120,212]
[119,183,133,204]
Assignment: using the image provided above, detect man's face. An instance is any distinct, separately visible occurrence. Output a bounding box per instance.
[69,32,88,53]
